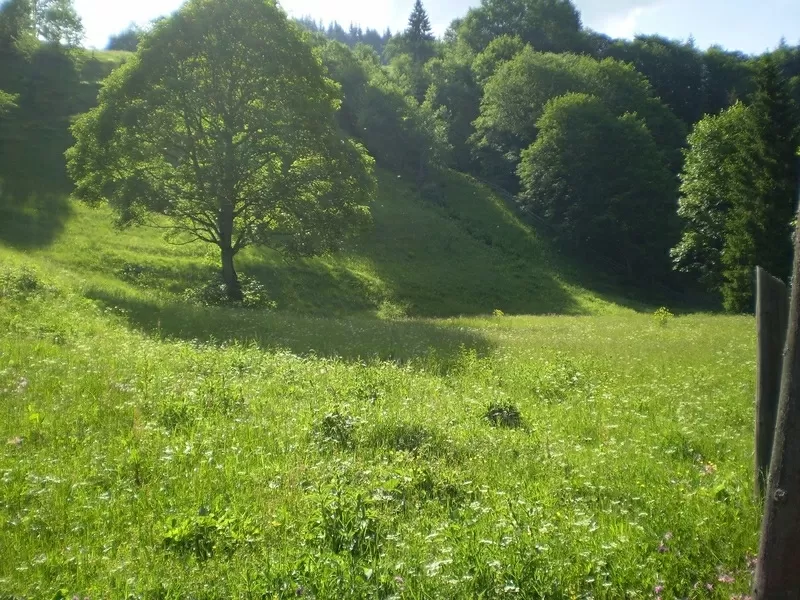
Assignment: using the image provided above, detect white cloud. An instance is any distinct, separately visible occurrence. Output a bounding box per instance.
[600,2,663,39]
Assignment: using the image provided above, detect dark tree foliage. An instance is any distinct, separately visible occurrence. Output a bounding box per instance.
[721,58,799,312]
[518,93,677,281]
[737,58,799,288]
[295,16,391,57]
[673,58,799,312]
[605,35,707,126]
[321,42,450,182]
[600,36,758,126]
[457,0,583,55]
[581,28,612,57]
[404,0,435,63]
[425,40,481,171]
[106,24,141,51]
[0,0,32,45]
[0,0,84,221]
[702,45,754,115]
[769,42,800,106]
[407,0,433,43]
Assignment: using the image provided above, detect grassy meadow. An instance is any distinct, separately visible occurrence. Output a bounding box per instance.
[0,169,760,598]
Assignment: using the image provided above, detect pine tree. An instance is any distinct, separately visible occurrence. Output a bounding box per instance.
[403,0,434,64]
[407,0,433,43]
[750,56,800,275]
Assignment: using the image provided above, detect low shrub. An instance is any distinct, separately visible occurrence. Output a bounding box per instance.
[484,403,523,429]
[182,274,277,309]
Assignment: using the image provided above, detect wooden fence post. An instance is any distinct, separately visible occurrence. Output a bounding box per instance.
[753,247,800,597]
[755,266,789,498]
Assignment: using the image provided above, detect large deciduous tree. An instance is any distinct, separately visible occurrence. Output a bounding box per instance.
[67,0,376,300]
[671,103,756,294]
[457,0,583,55]
[472,47,686,190]
[518,93,677,281]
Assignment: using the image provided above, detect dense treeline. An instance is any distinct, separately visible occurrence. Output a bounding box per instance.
[298,0,800,305]
[0,0,100,220]
[1,0,799,309]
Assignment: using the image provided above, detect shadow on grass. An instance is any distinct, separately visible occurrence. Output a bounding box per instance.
[86,288,494,370]
[0,125,74,249]
[420,171,711,314]
[347,170,588,318]
[238,253,379,316]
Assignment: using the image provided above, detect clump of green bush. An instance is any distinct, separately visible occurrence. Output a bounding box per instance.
[377,299,409,320]
[0,266,54,300]
[182,274,276,309]
[484,402,524,429]
[653,306,675,327]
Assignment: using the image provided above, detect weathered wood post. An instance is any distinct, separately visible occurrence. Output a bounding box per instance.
[755,267,789,498]
[753,234,800,598]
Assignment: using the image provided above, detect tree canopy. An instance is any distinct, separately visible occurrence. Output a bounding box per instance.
[673,58,800,311]
[106,23,142,51]
[457,0,583,55]
[67,0,376,300]
[472,47,685,188]
[671,103,756,292]
[605,35,706,126]
[322,41,450,182]
[407,0,433,43]
[518,92,677,280]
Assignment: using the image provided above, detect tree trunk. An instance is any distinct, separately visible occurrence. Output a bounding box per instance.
[753,222,800,598]
[220,245,242,302]
[755,267,789,498]
[218,126,242,302]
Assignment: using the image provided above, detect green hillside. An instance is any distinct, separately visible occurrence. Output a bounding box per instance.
[0,167,635,329]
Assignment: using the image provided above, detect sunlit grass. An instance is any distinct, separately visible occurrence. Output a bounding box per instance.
[0,168,757,598]
[5,169,638,319]
[0,267,758,598]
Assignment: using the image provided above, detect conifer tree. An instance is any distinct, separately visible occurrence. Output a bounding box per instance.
[405,0,434,63]
[407,0,432,43]
[721,56,799,311]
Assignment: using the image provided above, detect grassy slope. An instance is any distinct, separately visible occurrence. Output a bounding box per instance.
[0,168,634,323]
[0,166,760,598]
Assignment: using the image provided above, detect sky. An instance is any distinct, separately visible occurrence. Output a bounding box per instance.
[76,0,800,55]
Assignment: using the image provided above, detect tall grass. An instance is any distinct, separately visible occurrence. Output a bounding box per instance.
[0,263,758,598]
[0,167,756,598]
